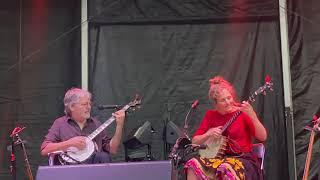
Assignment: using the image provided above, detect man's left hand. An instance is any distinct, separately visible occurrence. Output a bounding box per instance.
[113,110,125,126]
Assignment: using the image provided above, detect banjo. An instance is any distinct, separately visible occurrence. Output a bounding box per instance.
[199,76,273,158]
[60,96,141,164]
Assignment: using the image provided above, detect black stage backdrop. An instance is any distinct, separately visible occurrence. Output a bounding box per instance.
[89,23,288,179]
[290,0,320,179]
[0,2,20,178]
[0,1,80,179]
[88,1,287,180]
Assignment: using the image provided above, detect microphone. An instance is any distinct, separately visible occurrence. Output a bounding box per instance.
[191,100,199,109]
[97,104,122,110]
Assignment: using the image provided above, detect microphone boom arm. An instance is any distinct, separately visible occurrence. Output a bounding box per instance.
[183,100,199,138]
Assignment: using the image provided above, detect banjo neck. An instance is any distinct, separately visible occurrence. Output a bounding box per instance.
[60,96,141,164]
[221,111,242,134]
[88,104,130,140]
[221,92,259,133]
[221,77,273,134]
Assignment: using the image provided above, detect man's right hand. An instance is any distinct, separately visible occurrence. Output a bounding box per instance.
[67,136,87,150]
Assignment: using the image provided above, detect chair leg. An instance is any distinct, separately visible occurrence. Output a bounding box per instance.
[48,154,55,166]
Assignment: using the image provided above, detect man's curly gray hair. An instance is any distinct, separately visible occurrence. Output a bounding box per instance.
[63,88,91,116]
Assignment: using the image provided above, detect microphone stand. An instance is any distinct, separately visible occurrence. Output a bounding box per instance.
[163,102,174,159]
[183,101,198,139]
[170,101,198,180]
[10,135,16,180]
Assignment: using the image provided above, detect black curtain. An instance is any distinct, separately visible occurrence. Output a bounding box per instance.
[88,1,288,179]
[289,0,320,179]
[0,1,81,179]
[89,0,278,22]
[0,1,20,178]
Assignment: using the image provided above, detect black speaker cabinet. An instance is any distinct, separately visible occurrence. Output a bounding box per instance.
[165,121,183,145]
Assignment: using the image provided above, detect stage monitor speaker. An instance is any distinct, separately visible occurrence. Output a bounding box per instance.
[36,160,172,180]
[165,121,184,145]
[123,121,153,149]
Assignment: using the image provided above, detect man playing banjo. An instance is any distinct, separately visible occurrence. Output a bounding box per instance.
[40,88,125,164]
[185,76,267,180]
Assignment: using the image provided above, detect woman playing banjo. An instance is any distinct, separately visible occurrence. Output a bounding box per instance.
[185,76,267,180]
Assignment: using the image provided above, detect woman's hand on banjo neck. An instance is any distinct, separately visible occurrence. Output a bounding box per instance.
[236,101,267,142]
[236,101,256,118]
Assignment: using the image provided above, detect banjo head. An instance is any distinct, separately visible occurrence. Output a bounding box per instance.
[61,137,95,164]
[199,136,226,158]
